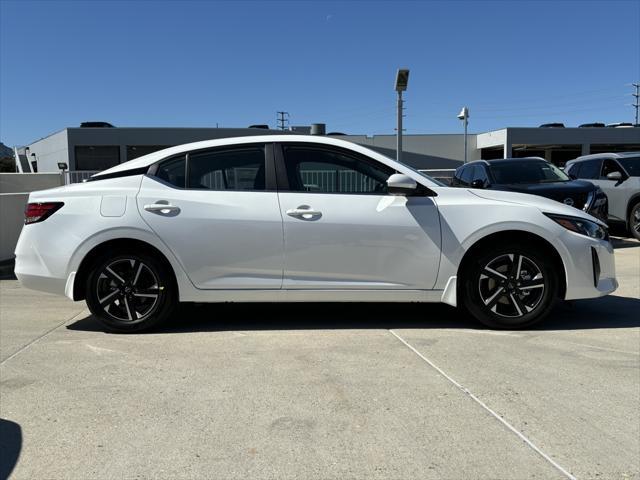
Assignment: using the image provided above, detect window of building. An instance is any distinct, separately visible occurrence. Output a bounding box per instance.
[282,146,393,194]
[75,146,120,171]
[188,146,266,191]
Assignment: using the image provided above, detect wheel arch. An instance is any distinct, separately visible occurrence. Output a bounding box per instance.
[72,238,179,301]
[457,230,567,300]
[626,193,640,228]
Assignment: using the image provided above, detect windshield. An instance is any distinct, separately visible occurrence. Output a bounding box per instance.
[618,157,640,177]
[489,161,570,184]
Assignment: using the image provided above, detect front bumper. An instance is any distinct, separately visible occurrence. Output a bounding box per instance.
[561,233,617,300]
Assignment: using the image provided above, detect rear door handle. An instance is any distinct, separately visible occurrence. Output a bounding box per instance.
[286,205,322,220]
[144,202,180,214]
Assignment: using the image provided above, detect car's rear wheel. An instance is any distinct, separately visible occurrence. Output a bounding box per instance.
[461,244,560,329]
[629,202,640,241]
[85,253,176,332]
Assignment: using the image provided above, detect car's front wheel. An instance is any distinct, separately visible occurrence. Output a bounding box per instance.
[461,244,560,329]
[85,252,176,332]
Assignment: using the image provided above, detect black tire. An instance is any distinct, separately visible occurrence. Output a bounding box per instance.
[460,243,560,329]
[628,202,640,241]
[85,251,177,333]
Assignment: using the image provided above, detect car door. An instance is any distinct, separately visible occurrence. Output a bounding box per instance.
[275,142,441,290]
[137,143,284,289]
[594,159,633,222]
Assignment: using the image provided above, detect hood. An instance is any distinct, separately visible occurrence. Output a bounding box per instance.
[468,188,605,225]
[492,180,594,196]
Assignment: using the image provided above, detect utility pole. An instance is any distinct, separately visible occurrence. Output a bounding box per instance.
[394,69,409,164]
[277,112,289,130]
[458,107,469,163]
[632,83,639,126]
[397,91,403,162]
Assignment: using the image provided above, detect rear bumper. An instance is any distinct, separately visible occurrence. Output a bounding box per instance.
[14,271,67,296]
[14,223,72,297]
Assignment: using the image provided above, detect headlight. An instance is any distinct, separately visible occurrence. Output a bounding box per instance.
[583,190,594,211]
[544,213,609,240]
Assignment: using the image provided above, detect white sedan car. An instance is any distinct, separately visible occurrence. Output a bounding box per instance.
[15,135,617,332]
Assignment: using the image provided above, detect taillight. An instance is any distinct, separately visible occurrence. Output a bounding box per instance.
[24,202,64,225]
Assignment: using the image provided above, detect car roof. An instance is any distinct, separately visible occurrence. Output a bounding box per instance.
[569,151,640,163]
[92,134,438,185]
[461,157,547,168]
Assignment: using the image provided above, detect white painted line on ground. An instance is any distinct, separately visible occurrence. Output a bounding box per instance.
[389,329,577,480]
[0,309,87,366]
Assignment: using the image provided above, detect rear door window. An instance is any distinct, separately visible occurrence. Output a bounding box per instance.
[188,145,266,191]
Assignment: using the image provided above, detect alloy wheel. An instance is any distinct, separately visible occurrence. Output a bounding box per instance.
[478,254,546,318]
[96,258,162,323]
[632,205,640,236]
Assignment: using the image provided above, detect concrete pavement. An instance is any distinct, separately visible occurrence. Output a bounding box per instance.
[1,239,638,479]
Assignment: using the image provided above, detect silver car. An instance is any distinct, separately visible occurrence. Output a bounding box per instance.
[565,152,640,240]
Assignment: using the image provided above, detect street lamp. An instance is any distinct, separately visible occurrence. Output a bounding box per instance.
[395,69,409,163]
[457,106,469,163]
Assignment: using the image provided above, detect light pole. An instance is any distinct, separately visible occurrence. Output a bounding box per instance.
[458,106,469,163]
[395,69,409,163]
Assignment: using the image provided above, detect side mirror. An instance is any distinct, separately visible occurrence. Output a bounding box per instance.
[470,179,485,189]
[387,173,417,195]
[606,171,622,181]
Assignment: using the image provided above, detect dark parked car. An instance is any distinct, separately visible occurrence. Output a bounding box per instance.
[451,157,608,221]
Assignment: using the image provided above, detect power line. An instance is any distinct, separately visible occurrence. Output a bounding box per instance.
[276,111,289,130]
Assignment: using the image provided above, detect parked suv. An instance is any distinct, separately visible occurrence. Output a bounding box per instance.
[565,152,640,240]
[451,157,608,221]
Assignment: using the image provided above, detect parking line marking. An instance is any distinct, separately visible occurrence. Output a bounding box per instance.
[389,329,577,480]
[0,309,87,366]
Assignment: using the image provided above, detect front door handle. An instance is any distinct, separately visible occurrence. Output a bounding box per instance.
[286,205,322,220]
[144,202,180,215]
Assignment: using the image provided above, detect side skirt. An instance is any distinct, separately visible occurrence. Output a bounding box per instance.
[178,289,445,303]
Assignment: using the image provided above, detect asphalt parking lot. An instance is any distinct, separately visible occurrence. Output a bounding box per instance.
[1,239,638,480]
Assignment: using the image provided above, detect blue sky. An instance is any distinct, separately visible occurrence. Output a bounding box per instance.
[1,0,639,146]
